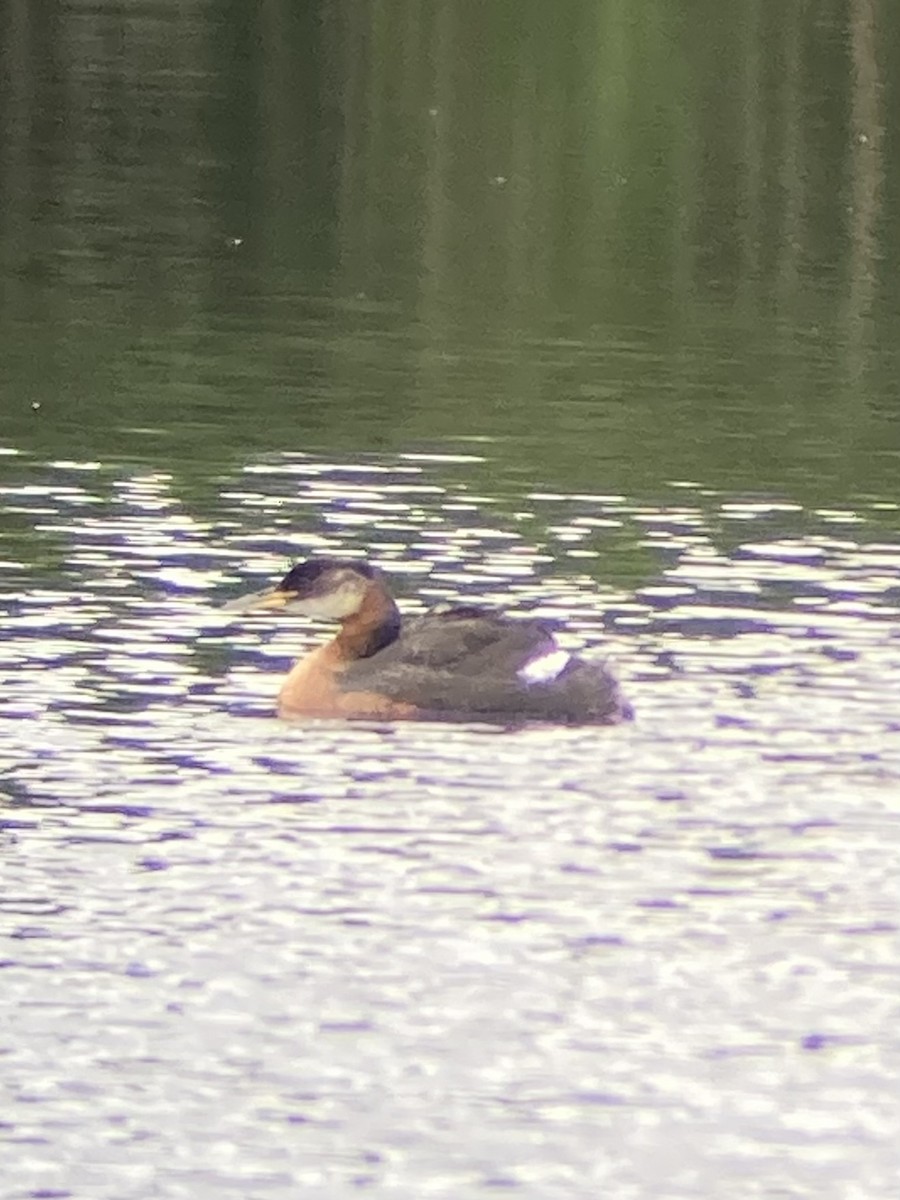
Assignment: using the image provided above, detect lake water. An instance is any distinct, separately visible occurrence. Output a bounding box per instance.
[2,2,899,1198]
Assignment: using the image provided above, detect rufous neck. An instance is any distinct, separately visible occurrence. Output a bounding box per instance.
[334,580,401,660]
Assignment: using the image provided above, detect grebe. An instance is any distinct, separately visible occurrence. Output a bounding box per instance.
[224,558,632,725]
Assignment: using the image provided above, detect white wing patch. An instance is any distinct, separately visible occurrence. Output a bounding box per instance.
[517,647,571,686]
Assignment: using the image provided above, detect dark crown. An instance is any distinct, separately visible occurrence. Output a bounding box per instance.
[277,557,375,594]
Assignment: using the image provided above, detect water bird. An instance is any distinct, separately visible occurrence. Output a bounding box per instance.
[224,557,632,725]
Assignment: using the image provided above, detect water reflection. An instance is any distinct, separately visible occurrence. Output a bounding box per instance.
[3,2,900,503]
[2,0,900,1193]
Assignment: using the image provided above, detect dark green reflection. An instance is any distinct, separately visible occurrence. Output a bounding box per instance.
[0,0,898,521]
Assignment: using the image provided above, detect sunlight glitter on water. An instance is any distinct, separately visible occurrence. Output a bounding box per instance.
[2,452,899,1200]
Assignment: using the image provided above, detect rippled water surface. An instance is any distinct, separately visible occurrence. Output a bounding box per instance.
[3,0,900,1196]
[2,453,899,1198]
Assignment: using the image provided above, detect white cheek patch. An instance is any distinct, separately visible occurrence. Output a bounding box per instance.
[517,647,571,686]
[294,580,366,619]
